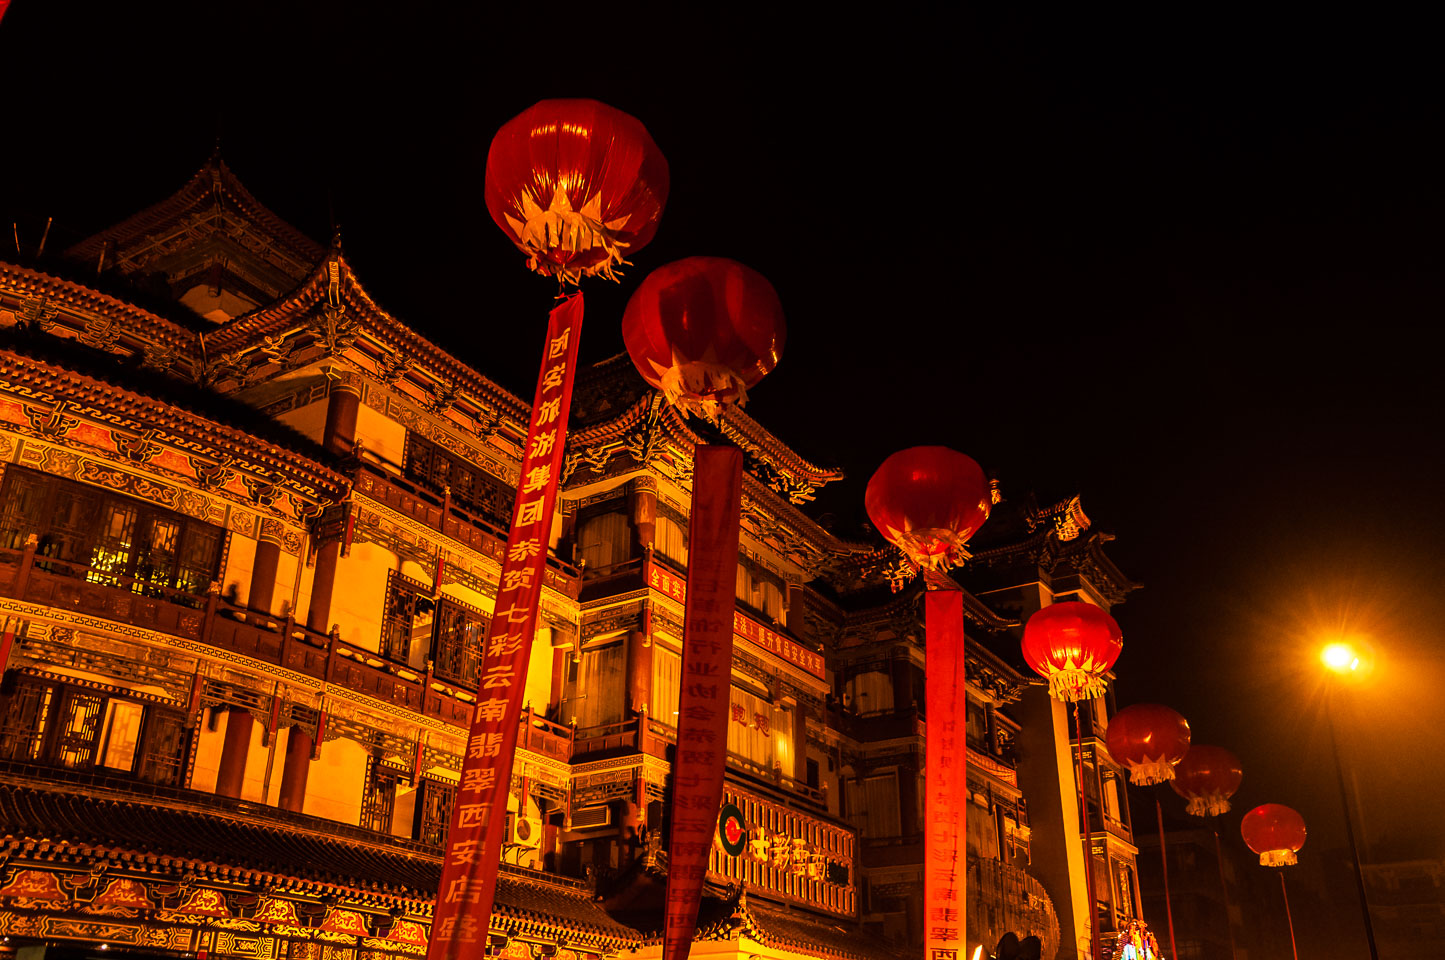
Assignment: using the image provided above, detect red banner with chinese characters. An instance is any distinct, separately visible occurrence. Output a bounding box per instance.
[662,445,744,960]
[925,589,967,956]
[426,293,584,959]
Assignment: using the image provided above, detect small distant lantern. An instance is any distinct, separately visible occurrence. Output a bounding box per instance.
[1106,703,1191,785]
[1241,804,1307,867]
[622,256,786,419]
[1170,745,1243,817]
[1021,601,1123,702]
[864,446,992,573]
[485,98,670,284]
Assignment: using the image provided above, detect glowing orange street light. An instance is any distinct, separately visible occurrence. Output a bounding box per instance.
[1321,641,1361,674]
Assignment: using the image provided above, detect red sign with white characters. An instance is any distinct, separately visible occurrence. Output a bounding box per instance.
[645,559,825,679]
[427,294,584,958]
[661,446,744,960]
[925,590,967,955]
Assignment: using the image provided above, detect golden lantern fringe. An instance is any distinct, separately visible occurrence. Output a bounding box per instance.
[1047,669,1109,703]
[1127,760,1177,786]
[890,528,972,574]
[502,186,633,284]
[1185,796,1232,817]
[1260,849,1298,868]
[657,361,751,421]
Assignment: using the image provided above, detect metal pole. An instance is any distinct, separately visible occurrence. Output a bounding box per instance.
[1211,827,1239,960]
[1326,687,1380,959]
[1155,797,1178,960]
[1279,873,1299,960]
[1073,701,1099,959]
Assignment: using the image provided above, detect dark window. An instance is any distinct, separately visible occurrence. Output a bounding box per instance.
[413,777,456,847]
[137,708,189,787]
[0,465,224,601]
[432,596,488,688]
[379,571,434,667]
[403,433,512,529]
[0,678,53,760]
[361,757,399,833]
[806,757,820,789]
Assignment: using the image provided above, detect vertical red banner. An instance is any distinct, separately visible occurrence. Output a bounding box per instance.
[427,293,584,959]
[925,589,967,957]
[662,445,744,960]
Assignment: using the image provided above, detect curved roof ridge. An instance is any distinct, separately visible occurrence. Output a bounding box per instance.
[720,403,844,486]
[0,259,200,349]
[64,153,324,271]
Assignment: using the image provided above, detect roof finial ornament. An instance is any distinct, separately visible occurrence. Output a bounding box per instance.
[330,223,342,251]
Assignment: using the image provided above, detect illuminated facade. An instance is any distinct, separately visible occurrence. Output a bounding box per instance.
[0,155,1143,960]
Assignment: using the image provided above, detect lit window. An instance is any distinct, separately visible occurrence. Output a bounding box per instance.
[98,700,144,772]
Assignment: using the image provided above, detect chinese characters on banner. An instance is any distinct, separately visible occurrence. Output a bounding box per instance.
[662,446,744,960]
[426,294,584,960]
[925,589,967,958]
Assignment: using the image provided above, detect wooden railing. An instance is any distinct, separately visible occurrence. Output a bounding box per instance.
[573,717,640,755]
[351,466,582,599]
[0,541,574,760]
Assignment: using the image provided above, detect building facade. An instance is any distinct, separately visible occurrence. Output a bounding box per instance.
[0,155,1146,960]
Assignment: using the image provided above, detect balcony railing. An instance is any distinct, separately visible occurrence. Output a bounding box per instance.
[352,466,582,600]
[0,542,573,761]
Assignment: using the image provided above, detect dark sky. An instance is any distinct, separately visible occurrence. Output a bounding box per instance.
[4,5,1443,954]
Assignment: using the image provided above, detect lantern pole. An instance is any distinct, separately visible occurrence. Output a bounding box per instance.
[1153,796,1178,960]
[1211,827,1239,960]
[1325,685,1380,960]
[1072,701,1099,959]
[1278,872,1299,960]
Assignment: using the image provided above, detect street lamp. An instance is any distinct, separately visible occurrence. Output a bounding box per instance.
[1320,640,1380,960]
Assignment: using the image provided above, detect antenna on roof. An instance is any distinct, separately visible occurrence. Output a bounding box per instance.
[35,217,52,258]
[10,223,17,256]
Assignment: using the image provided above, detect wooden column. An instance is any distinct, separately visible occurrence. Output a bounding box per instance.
[631,479,657,554]
[248,538,282,615]
[791,700,809,781]
[626,625,652,719]
[892,654,917,711]
[322,385,360,457]
[307,540,341,634]
[277,724,313,813]
[215,707,254,799]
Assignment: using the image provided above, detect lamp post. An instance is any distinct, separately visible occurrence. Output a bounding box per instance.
[1320,642,1380,960]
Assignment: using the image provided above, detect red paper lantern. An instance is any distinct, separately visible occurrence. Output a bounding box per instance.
[1170,745,1243,817]
[622,256,786,419]
[1241,804,1307,867]
[485,99,669,284]
[1105,703,1191,785]
[864,447,991,572]
[1021,601,1123,702]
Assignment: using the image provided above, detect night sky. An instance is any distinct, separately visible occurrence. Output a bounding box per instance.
[4,5,1443,954]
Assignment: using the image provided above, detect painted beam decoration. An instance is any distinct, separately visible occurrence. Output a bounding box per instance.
[427,294,584,958]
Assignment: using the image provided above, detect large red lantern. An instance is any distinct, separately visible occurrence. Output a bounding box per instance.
[1241,804,1307,867]
[1106,703,1191,785]
[622,256,785,419]
[1021,601,1123,702]
[864,446,991,572]
[485,99,669,284]
[1170,745,1243,817]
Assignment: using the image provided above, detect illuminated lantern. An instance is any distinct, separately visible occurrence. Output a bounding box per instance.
[1106,703,1191,785]
[622,256,786,419]
[1021,601,1123,702]
[485,99,669,284]
[1170,745,1243,817]
[864,446,991,572]
[1241,804,1307,867]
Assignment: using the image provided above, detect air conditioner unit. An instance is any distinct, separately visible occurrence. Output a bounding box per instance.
[511,815,542,846]
[571,804,612,829]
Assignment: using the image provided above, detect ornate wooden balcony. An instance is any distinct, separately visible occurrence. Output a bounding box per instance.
[0,542,574,762]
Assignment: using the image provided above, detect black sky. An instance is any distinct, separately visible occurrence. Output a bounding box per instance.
[4,5,1443,954]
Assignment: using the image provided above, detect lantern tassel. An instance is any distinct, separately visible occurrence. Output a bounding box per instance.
[1127,758,1178,786]
[657,361,751,421]
[1260,849,1298,868]
[503,186,633,285]
[1185,796,1232,818]
[1046,669,1110,703]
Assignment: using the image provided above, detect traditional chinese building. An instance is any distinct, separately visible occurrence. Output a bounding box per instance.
[0,153,1145,960]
